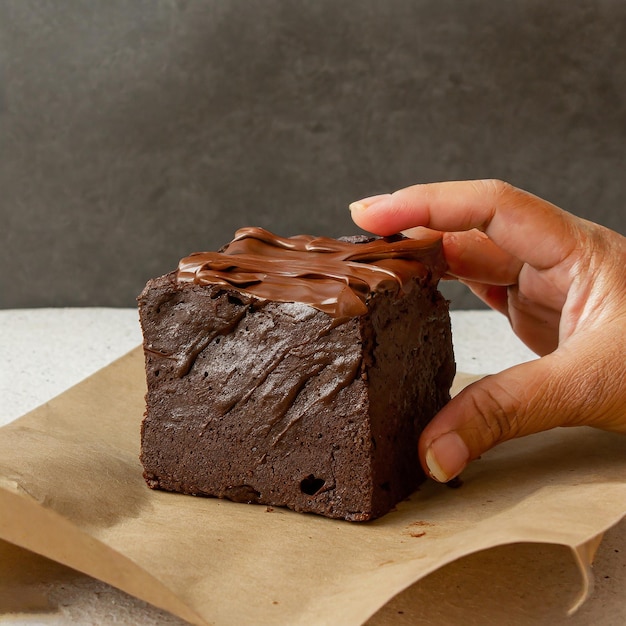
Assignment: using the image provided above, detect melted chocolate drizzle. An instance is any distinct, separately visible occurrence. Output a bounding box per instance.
[177,227,446,318]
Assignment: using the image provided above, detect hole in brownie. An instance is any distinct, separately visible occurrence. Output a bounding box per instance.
[154,370,160,377]
[227,294,245,306]
[300,475,326,496]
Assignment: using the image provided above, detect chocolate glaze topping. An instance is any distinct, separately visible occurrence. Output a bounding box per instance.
[177,227,446,318]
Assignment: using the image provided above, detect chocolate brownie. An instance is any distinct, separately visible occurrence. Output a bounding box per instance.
[138,227,455,521]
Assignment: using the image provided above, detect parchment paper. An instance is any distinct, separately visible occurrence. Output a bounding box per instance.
[0,347,624,625]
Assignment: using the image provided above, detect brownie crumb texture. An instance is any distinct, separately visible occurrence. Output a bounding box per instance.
[138,269,454,521]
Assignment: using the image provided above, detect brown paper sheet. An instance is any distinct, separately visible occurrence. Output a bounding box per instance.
[0,347,625,625]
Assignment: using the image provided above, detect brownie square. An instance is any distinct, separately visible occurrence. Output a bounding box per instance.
[138,228,455,521]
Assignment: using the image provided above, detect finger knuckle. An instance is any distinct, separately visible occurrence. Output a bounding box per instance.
[467,378,522,445]
[476,178,512,198]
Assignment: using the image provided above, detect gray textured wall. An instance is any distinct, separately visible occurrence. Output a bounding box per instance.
[1,0,625,309]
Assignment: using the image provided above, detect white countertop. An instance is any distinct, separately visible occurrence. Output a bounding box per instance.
[0,308,623,625]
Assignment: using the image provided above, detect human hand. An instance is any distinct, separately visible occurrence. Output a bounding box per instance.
[349,180,626,483]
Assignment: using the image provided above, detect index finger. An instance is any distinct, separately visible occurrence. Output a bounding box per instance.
[349,180,579,271]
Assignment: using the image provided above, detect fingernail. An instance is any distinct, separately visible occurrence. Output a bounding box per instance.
[425,432,470,483]
[348,193,391,212]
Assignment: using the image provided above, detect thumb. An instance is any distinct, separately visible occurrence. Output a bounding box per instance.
[418,342,622,483]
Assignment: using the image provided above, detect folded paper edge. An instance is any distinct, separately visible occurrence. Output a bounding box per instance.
[566,529,610,616]
[0,485,208,626]
[337,513,626,626]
